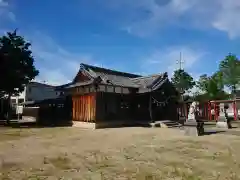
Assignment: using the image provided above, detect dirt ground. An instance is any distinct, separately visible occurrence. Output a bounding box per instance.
[1,127,240,180]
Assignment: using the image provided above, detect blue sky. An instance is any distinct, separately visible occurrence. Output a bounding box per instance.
[1,0,240,85]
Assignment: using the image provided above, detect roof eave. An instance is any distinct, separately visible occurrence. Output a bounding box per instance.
[98,82,139,89]
[65,80,94,89]
[146,72,168,90]
[72,64,97,83]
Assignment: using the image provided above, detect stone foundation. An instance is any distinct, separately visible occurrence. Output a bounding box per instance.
[72,121,150,129]
[216,121,229,129]
[21,116,37,122]
[184,126,199,136]
[72,121,96,129]
[184,121,204,136]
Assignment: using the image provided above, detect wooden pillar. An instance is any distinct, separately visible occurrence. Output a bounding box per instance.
[77,97,80,121]
[88,95,90,122]
[83,96,85,122]
[214,102,217,121]
[185,103,188,121]
[204,102,207,119]
[180,106,182,117]
[74,97,77,121]
[233,101,237,121]
[149,93,153,122]
[94,93,96,122]
[72,97,75,120]
[208,102,211,121]
[181,105,183,117]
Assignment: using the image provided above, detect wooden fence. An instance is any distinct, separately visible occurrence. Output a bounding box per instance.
[22,97,72,126]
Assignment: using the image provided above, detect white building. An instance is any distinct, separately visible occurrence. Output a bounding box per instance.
[10,82,62,106]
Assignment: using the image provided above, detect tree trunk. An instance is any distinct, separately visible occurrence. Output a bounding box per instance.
[6,94,11,125]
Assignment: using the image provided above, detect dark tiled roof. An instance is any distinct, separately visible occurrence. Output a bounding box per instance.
[66,80,94,89]
[131,74,163,88]
[133,74,168,93]
[80,63,141,88]
[80,63,141,78]
[55,82,73,90]
[96,72,140,88]
[67,63,169,91]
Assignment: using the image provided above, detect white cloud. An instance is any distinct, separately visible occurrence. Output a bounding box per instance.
[7,11,15,21]
[0,0,8,7]
[25,31,94,86]
[0,0,15,24]
[36,68,73,86]
[106,0,240,39]
[142,46,206,77]
[212,1,240,39]
[141,46,206,95]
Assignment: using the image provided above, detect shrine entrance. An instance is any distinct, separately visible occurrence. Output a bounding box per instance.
[209,100,239,121]
[178,99,239,122]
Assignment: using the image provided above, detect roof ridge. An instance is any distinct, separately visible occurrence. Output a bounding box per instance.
[80,63,141,78]
[131,73,164,80]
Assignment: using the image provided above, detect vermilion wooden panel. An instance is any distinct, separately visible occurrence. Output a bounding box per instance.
[73,97,76,120]
[77,97,79,121]
[72,93,96,122]
[74,98,76,120]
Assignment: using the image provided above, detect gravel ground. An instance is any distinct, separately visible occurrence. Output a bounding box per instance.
[1,126,240,179]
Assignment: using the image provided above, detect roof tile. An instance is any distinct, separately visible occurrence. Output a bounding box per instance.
[68,63,168,91]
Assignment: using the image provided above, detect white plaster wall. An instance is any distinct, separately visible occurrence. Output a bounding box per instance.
[11,88,26,104]
[11,82,59,105]
[25,83,59,102]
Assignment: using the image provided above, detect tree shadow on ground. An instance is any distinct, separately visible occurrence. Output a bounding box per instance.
[203,130,226,135]
[230,126,238,129]
[0,121,72,129]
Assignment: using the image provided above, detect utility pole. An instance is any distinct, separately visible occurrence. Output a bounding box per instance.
[176,52,185,105]
[176,52,184,70]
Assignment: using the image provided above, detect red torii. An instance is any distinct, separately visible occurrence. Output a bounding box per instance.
[209,99,238,121]
[179,100,238,121]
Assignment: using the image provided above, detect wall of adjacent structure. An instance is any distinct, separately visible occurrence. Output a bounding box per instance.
[95,92,133,122]
[11,82,59,106]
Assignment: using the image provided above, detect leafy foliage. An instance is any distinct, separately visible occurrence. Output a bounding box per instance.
[195,73,229,101]
[172,54,240,102]
[196,74,209,93]
[171,69,195,95]
[212,71,224,90]
[0,30,39,96]
[219,54,240,94]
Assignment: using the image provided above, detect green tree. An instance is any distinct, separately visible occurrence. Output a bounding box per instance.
[196,74,209,93]
[219,54,240,95]
[0,30,39,123]
[171,69,195,100]
[212,71,224,90]
[195,73,228,101]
